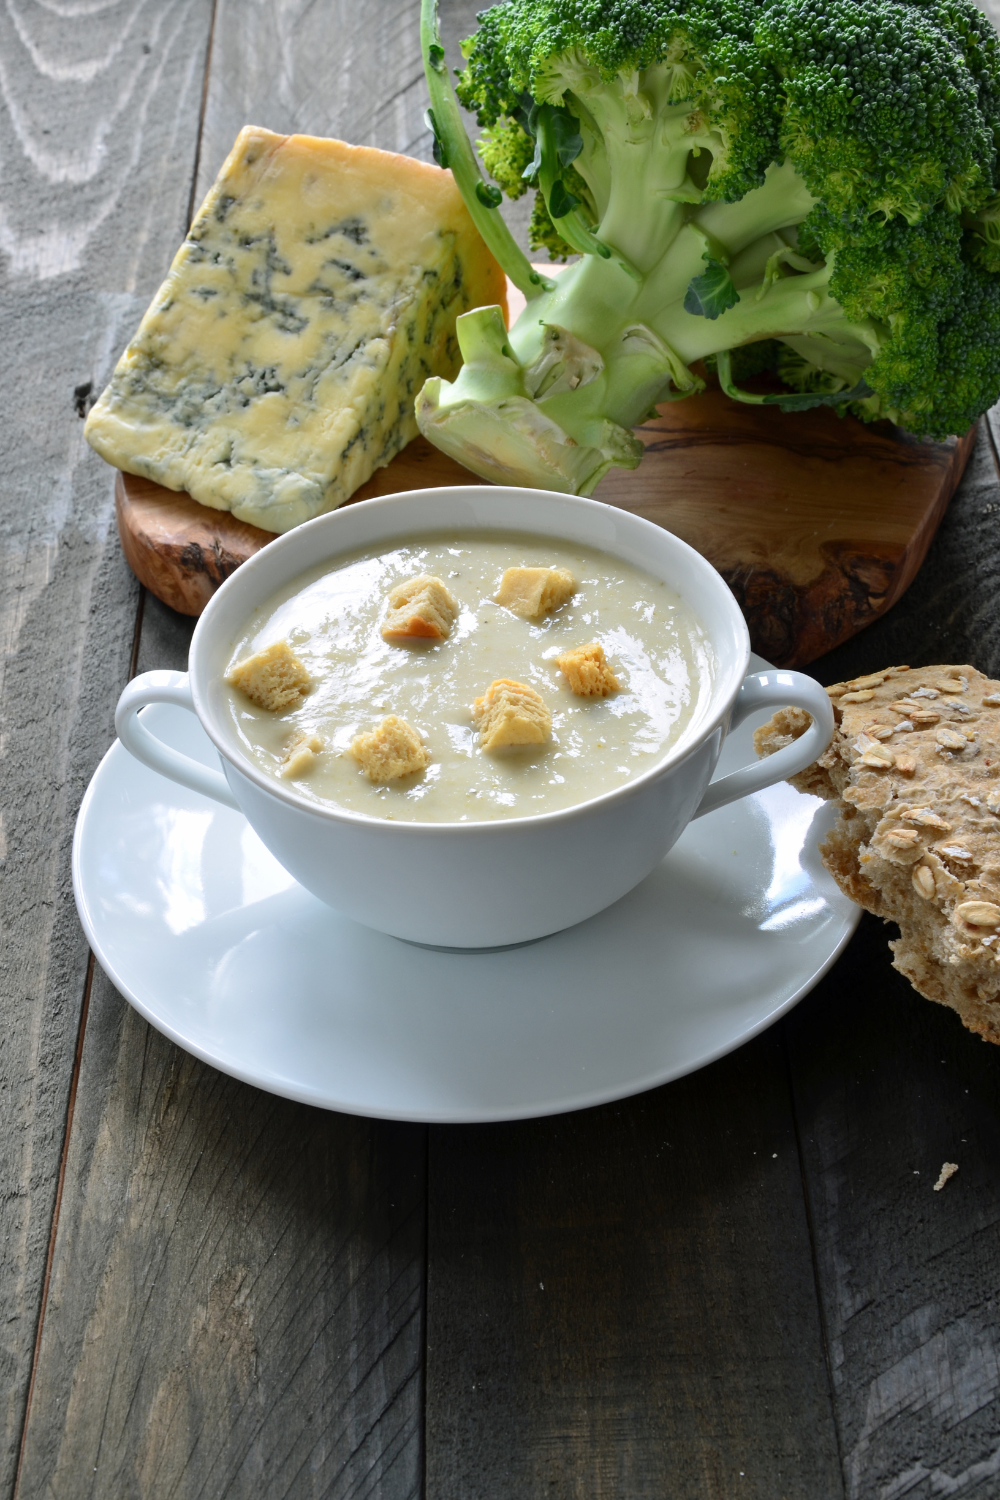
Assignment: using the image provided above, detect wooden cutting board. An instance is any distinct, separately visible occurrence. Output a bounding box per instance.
[116,396,974,667]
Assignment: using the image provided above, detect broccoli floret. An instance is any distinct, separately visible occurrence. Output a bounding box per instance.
[416,0,1000,493]
[478,119,534,199]
[529,188,573,261]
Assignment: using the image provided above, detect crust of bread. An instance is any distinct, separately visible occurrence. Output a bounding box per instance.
[473,678,552,750]
[495,567,576,619]
[555,641,620,698]
[226,640,312,712]
[382,574,459,641]
[755,664,1000,1043]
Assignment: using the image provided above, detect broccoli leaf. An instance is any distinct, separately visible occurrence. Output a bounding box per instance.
[684,261,740,320]
[548,179,582,219]
[548,109,583,168]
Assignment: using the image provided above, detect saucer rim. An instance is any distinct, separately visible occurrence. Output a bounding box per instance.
[72,726,861,1123]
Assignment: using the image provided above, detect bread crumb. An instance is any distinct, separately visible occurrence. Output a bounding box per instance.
[227,641,312,712]
[350,716,430,782]
[933,1161,959,1191]
[381,574,459,641]
[474,678,552,750]
[280,732,324,778]
[495,566,576,619]
[555,641,620,697]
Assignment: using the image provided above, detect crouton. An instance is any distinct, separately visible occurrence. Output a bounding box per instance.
[473,679,552,751]
[226,640,312,712]
[495,566,576,619]
[555,641,620,697]
[350,715,430,782]
[382,574,459,640]
[280,732,324,779]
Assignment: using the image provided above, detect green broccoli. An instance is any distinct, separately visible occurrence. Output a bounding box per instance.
[416,0,1000,494]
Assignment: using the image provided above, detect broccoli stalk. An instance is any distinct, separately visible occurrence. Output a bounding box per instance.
[420,0,550,301]
[416,0,1000,494]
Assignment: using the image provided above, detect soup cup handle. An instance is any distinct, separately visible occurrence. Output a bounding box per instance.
[115,671,241,811]
[694,669,835,819]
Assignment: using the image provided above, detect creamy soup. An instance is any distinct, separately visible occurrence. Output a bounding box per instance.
[222,532,714,822]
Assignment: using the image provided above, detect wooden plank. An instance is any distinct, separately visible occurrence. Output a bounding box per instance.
[774,413,1000,1497]
[785,917,1000,1500]
[14,6,438,1494]
[813,416,1000,689]
[194,0,431,201]
[193,0,534,250]
[0,2,216,1488]
[15,593,427,1499]
[111,401,973,667]
[598,404,973,668]
[14,960,427,1499]
[425,1029,844,1500]
[113,449,474,615]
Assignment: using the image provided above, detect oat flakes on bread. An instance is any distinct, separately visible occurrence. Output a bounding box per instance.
[754,664,1000,1044]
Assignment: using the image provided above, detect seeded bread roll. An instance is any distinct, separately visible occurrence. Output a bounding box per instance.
[754,664,1000,1044]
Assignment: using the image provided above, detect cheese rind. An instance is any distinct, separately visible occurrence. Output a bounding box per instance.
[85,127,506,533]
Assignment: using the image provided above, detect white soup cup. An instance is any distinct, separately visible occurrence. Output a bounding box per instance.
[114,485,833,947]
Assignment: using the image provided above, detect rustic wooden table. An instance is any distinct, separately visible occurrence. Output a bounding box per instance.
[4,4,1000,1497]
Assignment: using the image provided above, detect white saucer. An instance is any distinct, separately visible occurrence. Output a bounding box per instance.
[73,657,859,1123]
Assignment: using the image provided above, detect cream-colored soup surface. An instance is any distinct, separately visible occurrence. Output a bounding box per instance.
[223,532,714,822]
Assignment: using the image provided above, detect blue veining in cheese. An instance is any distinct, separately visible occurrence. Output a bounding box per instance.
[85,127,506,533]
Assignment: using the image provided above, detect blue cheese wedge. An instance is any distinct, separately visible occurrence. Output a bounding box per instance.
[85,127,506,533]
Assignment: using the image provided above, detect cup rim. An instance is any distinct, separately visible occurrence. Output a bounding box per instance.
[188,485,751,834]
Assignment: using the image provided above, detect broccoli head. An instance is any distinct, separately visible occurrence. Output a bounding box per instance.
[416,0,1000,493]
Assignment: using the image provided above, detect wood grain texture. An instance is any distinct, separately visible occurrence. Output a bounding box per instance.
[15,965,426,1500]
[193,0,534,255]
[114,438,473,616]
[785,920,1000,1500]
[10,0,1000,1494]
[112,400,973,665]
[598,401,975,667]
[16,590,428,1499]
[814,418,1000,688]
[425,1029,844,1500]
[785,419,1000,1499]
[0,1,215,1489]
[116,472,278,615]
[14,4,441,1494]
